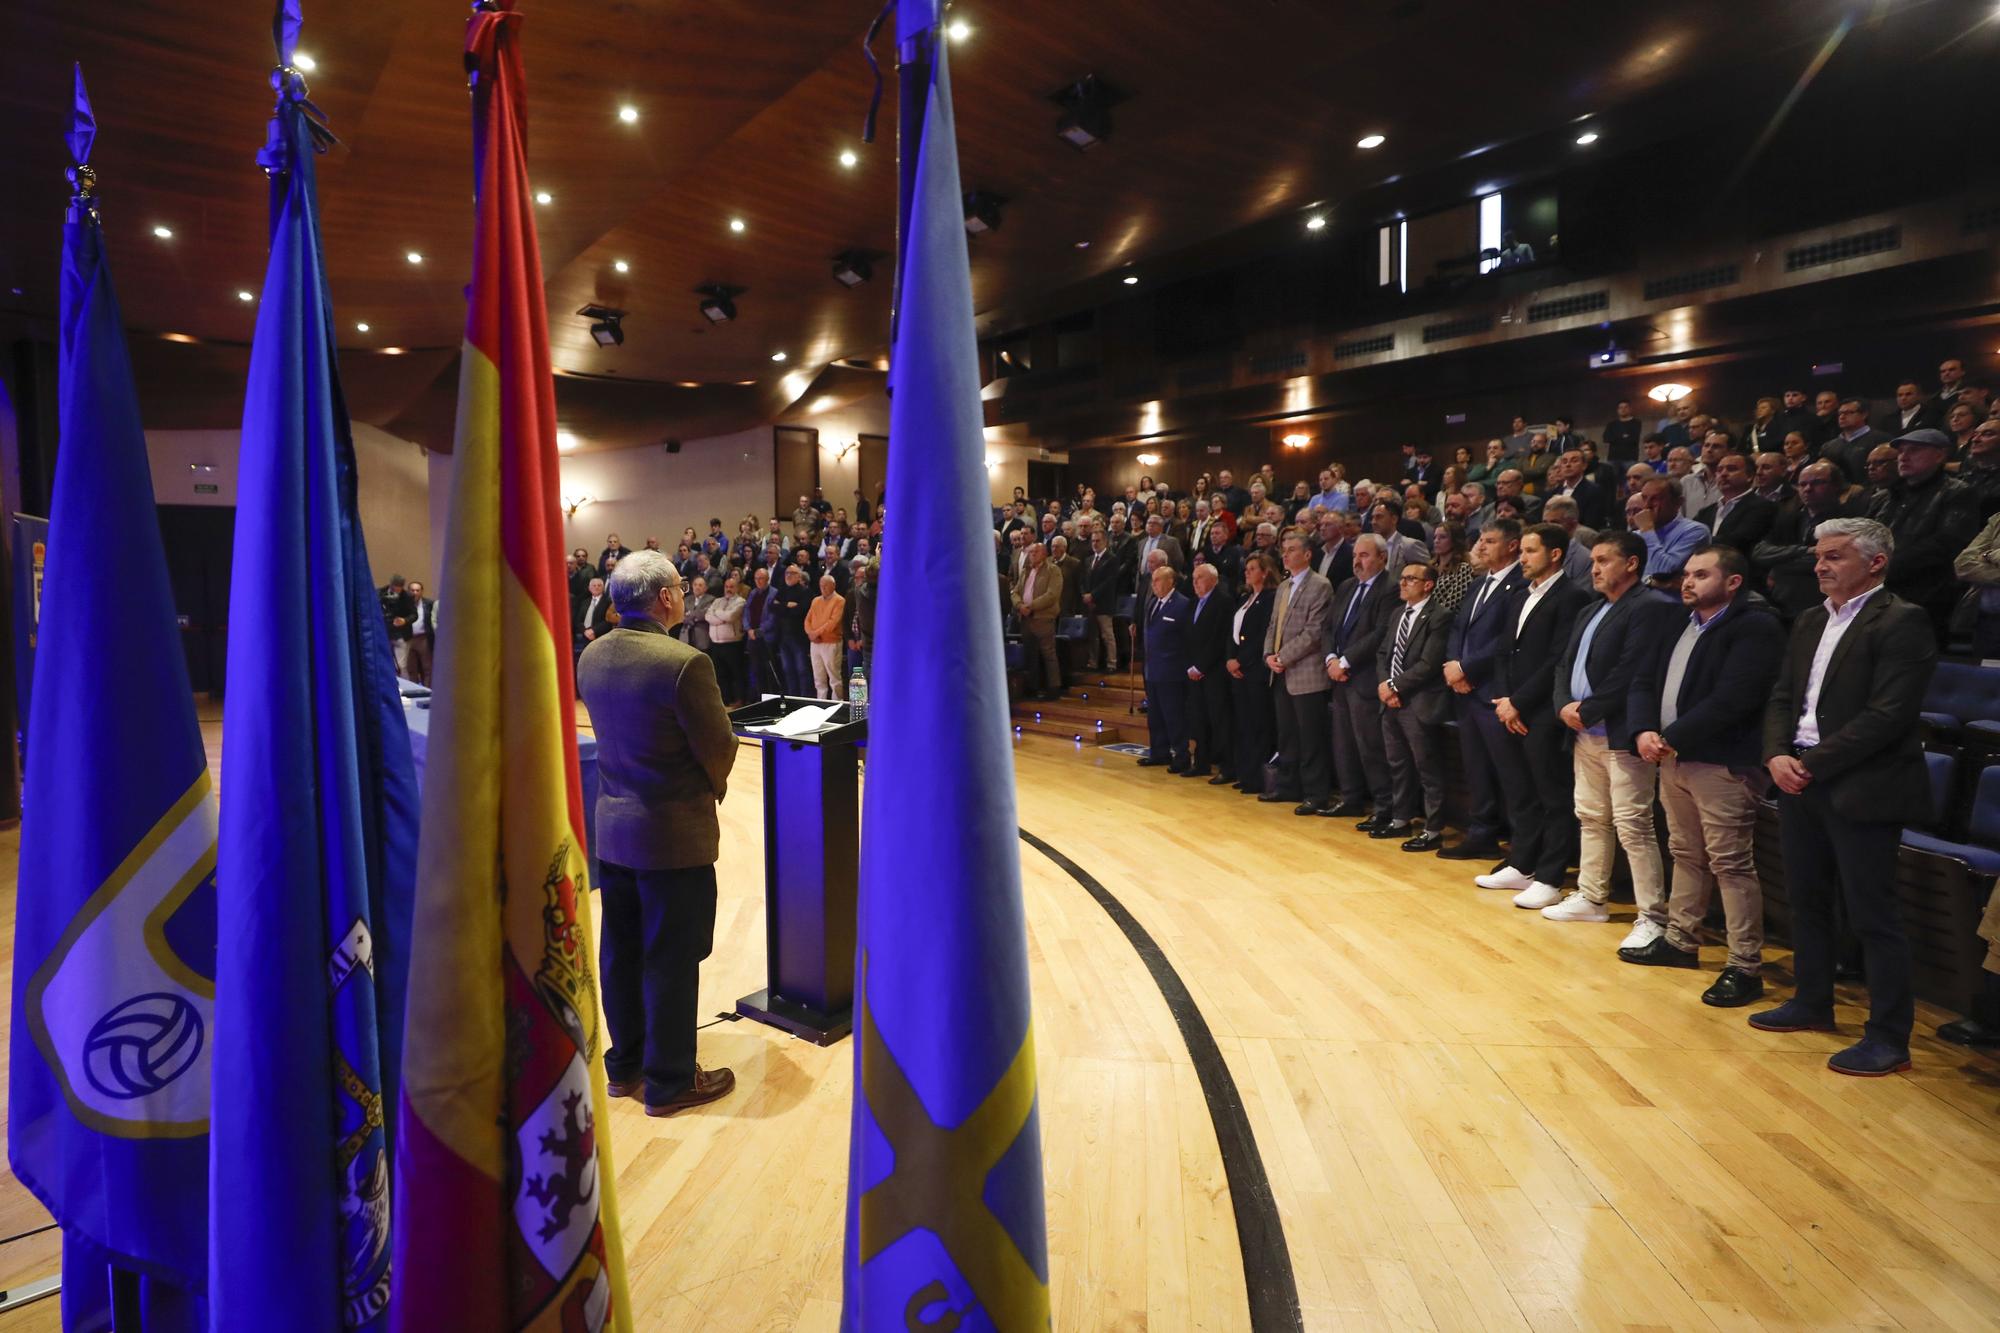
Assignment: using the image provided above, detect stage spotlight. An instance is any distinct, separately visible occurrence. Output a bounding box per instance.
[963,191,1005,235]
[1050,76,1126,152]
[831,250,875,288]
[578,303,626,347]
[695,283,743,324]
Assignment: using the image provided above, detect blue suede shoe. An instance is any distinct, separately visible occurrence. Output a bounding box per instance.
[1747,1000,1837,1033]
[1827,1038,1911,1077]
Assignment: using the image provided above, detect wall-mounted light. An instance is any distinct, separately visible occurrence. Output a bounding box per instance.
[561,493,595,517]
[1136,452,1161,466]
[1647,382,1693,403]
[984,454,1000,472]
[1281,433,1311,448]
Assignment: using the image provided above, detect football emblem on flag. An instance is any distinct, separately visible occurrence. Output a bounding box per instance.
[82,991,204,1101]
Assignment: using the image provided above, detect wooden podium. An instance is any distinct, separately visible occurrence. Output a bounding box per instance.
[728,696,865,1044]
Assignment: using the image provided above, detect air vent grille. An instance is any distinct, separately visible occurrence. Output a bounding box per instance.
[1247,349,1308,377]
[1421,314,1494,344]
[1785,226,1900,272]
[1335,332,1395,358]
[1525,290,1610,323]
[1643,264,1741,301]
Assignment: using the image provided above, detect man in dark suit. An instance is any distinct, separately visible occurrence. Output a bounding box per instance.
[1867,428,1981,644]
[1310,510,1353,588]
[1545,450,1608,529]
[598,533,632,575]
[1212,469,1252,516]
[1693,453,1778,553]
[768,565,814,697]
[1623,544,1787,1007]
[1375,558,1452,848]
[1756,517,1939,1075]
[1321,535,1396,824]
[1138,565,1195,772]
[1542,531,1676,926]
[379,574,416,675]
[1819,399,1887,484]
[1131,515,1185,593]
[1080,527,1130,671]
[1198,526,1245,593]
[743,566,776,695]
[1472,524,1590,904]
[1874,380,1943,437]
[1750,462,1858,621]
[1262,534,1336,813]
[575,551,738,1114]
[1182,564,1239,782]
[1438,519,1528,859]
[575,575,615,654]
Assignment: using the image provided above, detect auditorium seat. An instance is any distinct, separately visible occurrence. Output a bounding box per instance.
[1902,763,2000,876]
[1918,660,2000,738]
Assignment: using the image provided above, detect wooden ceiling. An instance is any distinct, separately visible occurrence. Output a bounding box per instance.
[0,0,1871,448]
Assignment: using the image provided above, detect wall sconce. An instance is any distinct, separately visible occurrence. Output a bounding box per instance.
[1281,433,1311,448]
[1647,382,1693,403]
[1135,452,1160,466]
[825,436,858,463]
[561,493,595,518]
[984,454,999,471]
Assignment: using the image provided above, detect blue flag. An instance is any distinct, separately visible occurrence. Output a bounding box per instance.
[842,3,1050,1328]
[6,64,211,1333]
[210,11,418,1330]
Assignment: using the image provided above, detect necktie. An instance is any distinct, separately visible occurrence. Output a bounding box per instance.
[1338,580,1366,649]
[1470,574,1497,620]
[1391,605,1412,676]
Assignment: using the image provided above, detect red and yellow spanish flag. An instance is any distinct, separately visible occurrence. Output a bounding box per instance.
[389,3,629,1329]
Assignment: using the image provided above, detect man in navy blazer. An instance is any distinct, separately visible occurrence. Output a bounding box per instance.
[1542,530,1678,929]
[1625,544,1786,1007]
[1321,535,1398,823]
[1138,565,1195,772]
[1182,564,1239,782]
[1437,518,1529,858]
[1474,524,1592,906]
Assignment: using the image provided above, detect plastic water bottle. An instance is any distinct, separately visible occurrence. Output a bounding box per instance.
[849,665,868,719]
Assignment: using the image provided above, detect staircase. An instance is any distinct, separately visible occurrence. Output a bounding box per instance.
[1009,671,1142,746]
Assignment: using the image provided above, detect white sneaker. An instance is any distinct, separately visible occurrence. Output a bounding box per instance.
[1475,865,1533,891]
[1618,918,1665,951]
[1512,881,1566,910]
[1541,892,1611,922]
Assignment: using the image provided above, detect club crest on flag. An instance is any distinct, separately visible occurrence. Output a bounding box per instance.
[25,774,217,1137]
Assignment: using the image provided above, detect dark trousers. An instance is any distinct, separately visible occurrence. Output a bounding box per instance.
[1272,684,1331,804]
[747,637,776,695]
[597,861,719,1104]
[1776,784,1913,1048]
[1144,674,1189,765]
[711,640,746,704]
[1328,680,1391,808]
[1491,712,1575,885]
[1382,705,1445,826]
[1459,697,1508,841]
[1022,617,1063,695]
[1231,668,1276,787]
[1187,671,1234,776]
[778,636,812,696]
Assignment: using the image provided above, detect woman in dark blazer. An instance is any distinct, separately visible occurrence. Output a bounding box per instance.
[1227,550,1281,793]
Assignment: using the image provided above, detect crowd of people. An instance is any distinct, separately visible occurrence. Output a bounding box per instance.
[1027,359,2000,1073]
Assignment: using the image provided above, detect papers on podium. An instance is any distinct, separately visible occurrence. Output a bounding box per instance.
[744,703,845,739]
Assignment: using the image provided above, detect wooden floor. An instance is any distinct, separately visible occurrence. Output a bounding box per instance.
[3,716,2000,1329]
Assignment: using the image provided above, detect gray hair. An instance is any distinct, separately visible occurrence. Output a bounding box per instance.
[1353,533,1387,556]
[1541,495,1579,521]
[608,548,679,616]
[1813,516,1894,562]
[1257,522,1278,537]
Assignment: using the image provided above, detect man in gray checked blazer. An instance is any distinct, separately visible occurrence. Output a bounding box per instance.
[1261,531,1335,813]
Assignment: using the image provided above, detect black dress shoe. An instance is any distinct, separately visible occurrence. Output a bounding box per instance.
[1936,1016,2000,1048]
[1208,774,1233,785]
[1702,967,1764,1008]
[1355,814,1388,832]
[1180,767,1211,778]
[1167,764,1189,775]
[1136,756,1169,767]
[1618,937,1700,968]
[1257,791,1298,803]
[1321,800,1368,818]
[1370,820,1411,840]
[1294,801,1328,816]
[1401,830,1444,852]
[1435,839,1502,861]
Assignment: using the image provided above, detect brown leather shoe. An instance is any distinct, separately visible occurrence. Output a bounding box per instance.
[644,1066,736,1117]
[604,1078,642,1101]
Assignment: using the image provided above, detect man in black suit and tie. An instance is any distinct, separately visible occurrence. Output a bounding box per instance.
[575,575,615,654]
[1438,519,1528,859]
[1182,564,1239,782]
[1545,450,1608,529]
[1138,565,1195,772]
[1472,524,1591,905]
[1080,526,1130,671]
[1375,558,1452,848]
[1693,453,1777,553]
[1756,517,1939,1076]
[1321,534,1396,824]
[1541,531,1676,928]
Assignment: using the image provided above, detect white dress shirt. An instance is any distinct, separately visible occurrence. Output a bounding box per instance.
[1514,571,1562,635]
[1793,584,1884,747]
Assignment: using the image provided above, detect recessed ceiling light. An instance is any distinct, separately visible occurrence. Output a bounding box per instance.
[379,347,407,356]
[1305,215,1327,231]
[1575,131,1600,145]
[1121,274,1139,285]
[947,19,971,41]
[770,351,788,362]
[839,149,859,168]
[161,332,198,344]
[355,321,370,333]
[728,218,747,234]
[1356,133,1386,150]
[613,260,629,273]
[236,290,255,302]
[152,225,174,240]
[405,251,423,264]
[535,190,553,205]
[292,52,317,73]
[618,105,639,124]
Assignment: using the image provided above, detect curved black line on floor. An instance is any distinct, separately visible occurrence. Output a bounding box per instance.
[1018,827,1303,1333]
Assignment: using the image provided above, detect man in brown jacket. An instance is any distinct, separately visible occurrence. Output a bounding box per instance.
[576,550,739,1115]
[1014,542,1065,700]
